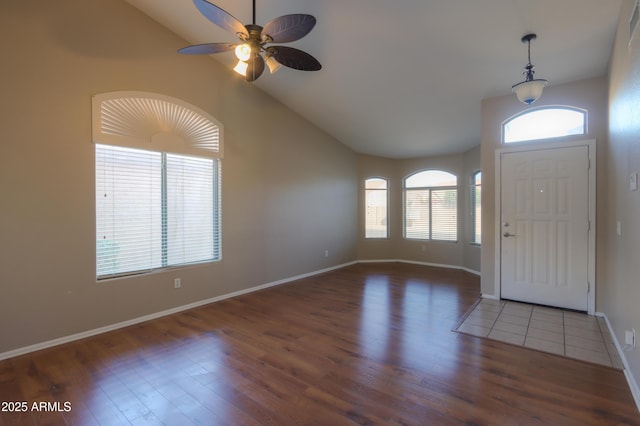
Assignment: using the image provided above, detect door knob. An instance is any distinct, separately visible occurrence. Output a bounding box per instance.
[503,232,516,237]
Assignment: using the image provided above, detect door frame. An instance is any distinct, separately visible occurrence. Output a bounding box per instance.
[494,139,596,315]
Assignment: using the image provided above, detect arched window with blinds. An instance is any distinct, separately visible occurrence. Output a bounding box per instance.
[404,170,457,242]
[92,92,223,279]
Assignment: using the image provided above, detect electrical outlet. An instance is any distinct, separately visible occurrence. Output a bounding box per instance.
[174,278,181,289]
[625,329,636,347]
[324,250,329,257]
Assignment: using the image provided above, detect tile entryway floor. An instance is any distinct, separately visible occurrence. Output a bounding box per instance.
[455,299,624,369]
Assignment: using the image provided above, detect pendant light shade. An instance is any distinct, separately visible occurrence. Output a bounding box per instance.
[512,33,548,105]
[512,79,548,105]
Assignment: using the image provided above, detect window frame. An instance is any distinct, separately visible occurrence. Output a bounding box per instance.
[364,177,389,239]
[403,170,458,242]
[95,144,221,280]
[470,170,481,246]
[92,92,223,281]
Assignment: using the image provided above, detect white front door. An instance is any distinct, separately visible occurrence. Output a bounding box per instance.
[500,145,590,311]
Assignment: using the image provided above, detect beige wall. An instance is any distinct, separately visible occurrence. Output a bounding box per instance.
[480,76,608,299]
[605,0,640,387]
[0,0,357,354]
[357,147,481,272]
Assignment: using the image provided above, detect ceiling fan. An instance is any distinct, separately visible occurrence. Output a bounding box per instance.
[178,0,322,82]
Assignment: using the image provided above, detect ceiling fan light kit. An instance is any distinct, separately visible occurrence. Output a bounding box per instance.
[235,44,252,62]
[265,53,282,73]
[512,33,548,104]
[178,0,321,82]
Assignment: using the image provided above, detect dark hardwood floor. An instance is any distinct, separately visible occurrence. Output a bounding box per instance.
[0,262,638,425]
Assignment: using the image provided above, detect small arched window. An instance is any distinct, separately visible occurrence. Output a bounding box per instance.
[364,177,389,239]
[404,170,457,241]
[503,107,586,144]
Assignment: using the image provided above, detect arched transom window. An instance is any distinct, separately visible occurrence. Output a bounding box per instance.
[503,107,586,144]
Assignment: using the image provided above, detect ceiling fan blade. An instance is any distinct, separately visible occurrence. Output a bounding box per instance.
[178,43,236,55]
[262,14,316,43]
[193,0,248,38]
[245,54,265,82]
[270,46,321,71]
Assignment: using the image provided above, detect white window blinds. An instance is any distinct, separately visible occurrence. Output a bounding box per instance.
[93,92,223,279]
[404,189,430,239]
[96,145,220,279]
[96,145,163,277]
[404,170,457,242]
[431,189,457,241]
[165,153,220,266]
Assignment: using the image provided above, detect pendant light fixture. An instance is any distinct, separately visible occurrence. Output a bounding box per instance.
[512,33,548,104]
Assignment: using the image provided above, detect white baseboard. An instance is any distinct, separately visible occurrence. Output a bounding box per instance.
[357,258,480,276]
[0,259,478,361]
[0,261,357,362]
[10,259,634,415]
[595,312,640,413]
[480,293,500,300]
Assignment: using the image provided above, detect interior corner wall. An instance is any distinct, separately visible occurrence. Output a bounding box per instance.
[0,0,357,354]
[605,0,640,389]
[480,76,608,298]
[356,147,481,272]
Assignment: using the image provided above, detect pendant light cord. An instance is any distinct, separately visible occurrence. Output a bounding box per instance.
[252,0,256,25]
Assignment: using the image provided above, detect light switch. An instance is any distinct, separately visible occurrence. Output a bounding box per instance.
[617,220,622,236]
[631,172,638,191]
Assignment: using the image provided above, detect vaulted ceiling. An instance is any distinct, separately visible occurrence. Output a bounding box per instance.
[125,0,623,158]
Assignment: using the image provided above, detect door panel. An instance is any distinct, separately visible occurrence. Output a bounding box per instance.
[500,145,589,311]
